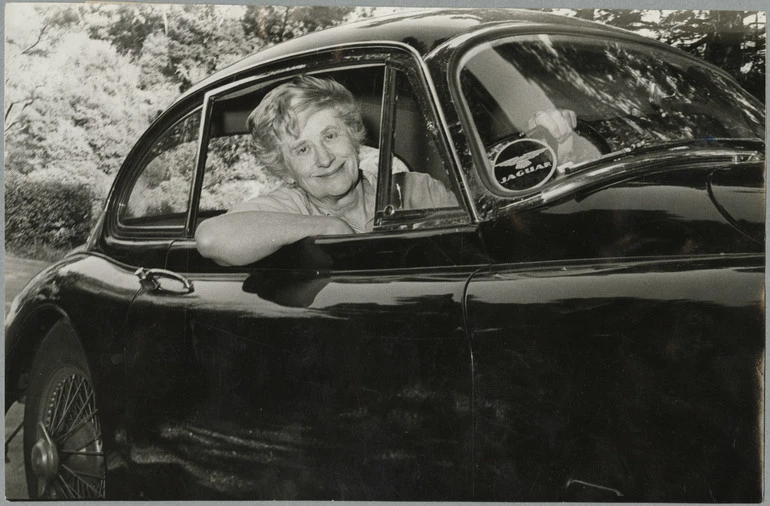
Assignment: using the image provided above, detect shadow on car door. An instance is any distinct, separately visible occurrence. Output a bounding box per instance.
[123,227,486,500]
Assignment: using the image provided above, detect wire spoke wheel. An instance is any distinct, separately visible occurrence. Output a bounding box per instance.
[24,321,107,500]
[41,372,105,498]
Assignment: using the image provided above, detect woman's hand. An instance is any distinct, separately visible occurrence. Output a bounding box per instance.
[528,109,576,139]
[527,109,577,165]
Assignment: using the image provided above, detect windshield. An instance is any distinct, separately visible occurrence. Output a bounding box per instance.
[459,34,765,191]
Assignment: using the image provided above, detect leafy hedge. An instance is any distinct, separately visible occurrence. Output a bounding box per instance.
[6,177,94,252]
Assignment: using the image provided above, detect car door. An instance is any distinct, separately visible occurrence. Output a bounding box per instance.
[465,184,765,501]
[123,48,487,500]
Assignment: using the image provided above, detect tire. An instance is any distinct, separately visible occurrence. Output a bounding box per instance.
[23,320,106,499]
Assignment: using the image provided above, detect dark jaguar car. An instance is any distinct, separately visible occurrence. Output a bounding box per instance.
[5,8,765,501]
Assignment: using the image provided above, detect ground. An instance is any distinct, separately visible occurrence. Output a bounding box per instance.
[5,254,51,500]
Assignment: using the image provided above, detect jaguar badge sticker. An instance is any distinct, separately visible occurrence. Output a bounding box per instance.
[493,138,557,191]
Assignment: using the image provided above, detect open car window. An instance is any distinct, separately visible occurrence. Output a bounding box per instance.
[196,63,466,231]
[197,65,387,224]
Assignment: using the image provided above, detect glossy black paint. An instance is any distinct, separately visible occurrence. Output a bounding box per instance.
[465,159,764,500]
[480,161,764,265]
[467,256,763,501]
[123,228,486,499]
[126,271,473,499]
[4,253,144,495]
[709,163,765,242]
[5,8,764,501]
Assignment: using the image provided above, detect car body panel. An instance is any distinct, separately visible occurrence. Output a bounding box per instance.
[478,161,764,265]
[122,228,487,499]
[708,163,765,242]
[465,159,764,500]
[4,253,143,495]
[466,255,764,501]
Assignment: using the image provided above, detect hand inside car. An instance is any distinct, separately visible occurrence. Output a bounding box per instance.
[527,109,577,166]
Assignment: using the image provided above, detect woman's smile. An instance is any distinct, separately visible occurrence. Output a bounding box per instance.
[280,107,362,208]
[314,163,345,179]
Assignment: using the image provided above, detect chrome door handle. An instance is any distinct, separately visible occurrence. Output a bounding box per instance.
[134,267,194,294]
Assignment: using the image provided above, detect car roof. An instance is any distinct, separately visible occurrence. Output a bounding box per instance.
[172,8,632,107]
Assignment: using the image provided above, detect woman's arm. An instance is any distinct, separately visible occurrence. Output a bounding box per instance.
[195,211,353,266]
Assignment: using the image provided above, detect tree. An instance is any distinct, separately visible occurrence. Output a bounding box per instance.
[5,26,171,196]
[87,5,372,92]
[5,4,82,135]
[654,10,765,100]
[241,6,364,46]
[87,4,260,92]
[84,4,166,58]
[549,9,766,102]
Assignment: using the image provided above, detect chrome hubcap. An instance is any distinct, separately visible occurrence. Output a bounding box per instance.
[32,371,106,498]
[31,422,59,482]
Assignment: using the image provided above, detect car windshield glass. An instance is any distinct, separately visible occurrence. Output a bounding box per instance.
[459,34,765,176]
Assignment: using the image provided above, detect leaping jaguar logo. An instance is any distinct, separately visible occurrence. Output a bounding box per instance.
[495,147,549,170]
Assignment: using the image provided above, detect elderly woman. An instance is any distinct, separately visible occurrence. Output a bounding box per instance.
[196,75,458,266]
[196,75,575,266]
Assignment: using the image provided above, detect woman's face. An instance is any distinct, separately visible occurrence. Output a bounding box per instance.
[279,106,360,206]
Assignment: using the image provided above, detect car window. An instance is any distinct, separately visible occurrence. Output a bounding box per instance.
[388,68,462,211]
[194,63,466,239]
[200,134,280,213]
[119,109,201,227]
[197,66,387,224]
[458,34,765,194]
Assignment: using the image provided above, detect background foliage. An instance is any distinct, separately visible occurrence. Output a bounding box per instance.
[5,173,93,254]
[3,5,766,259]
[565,9,766,100]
